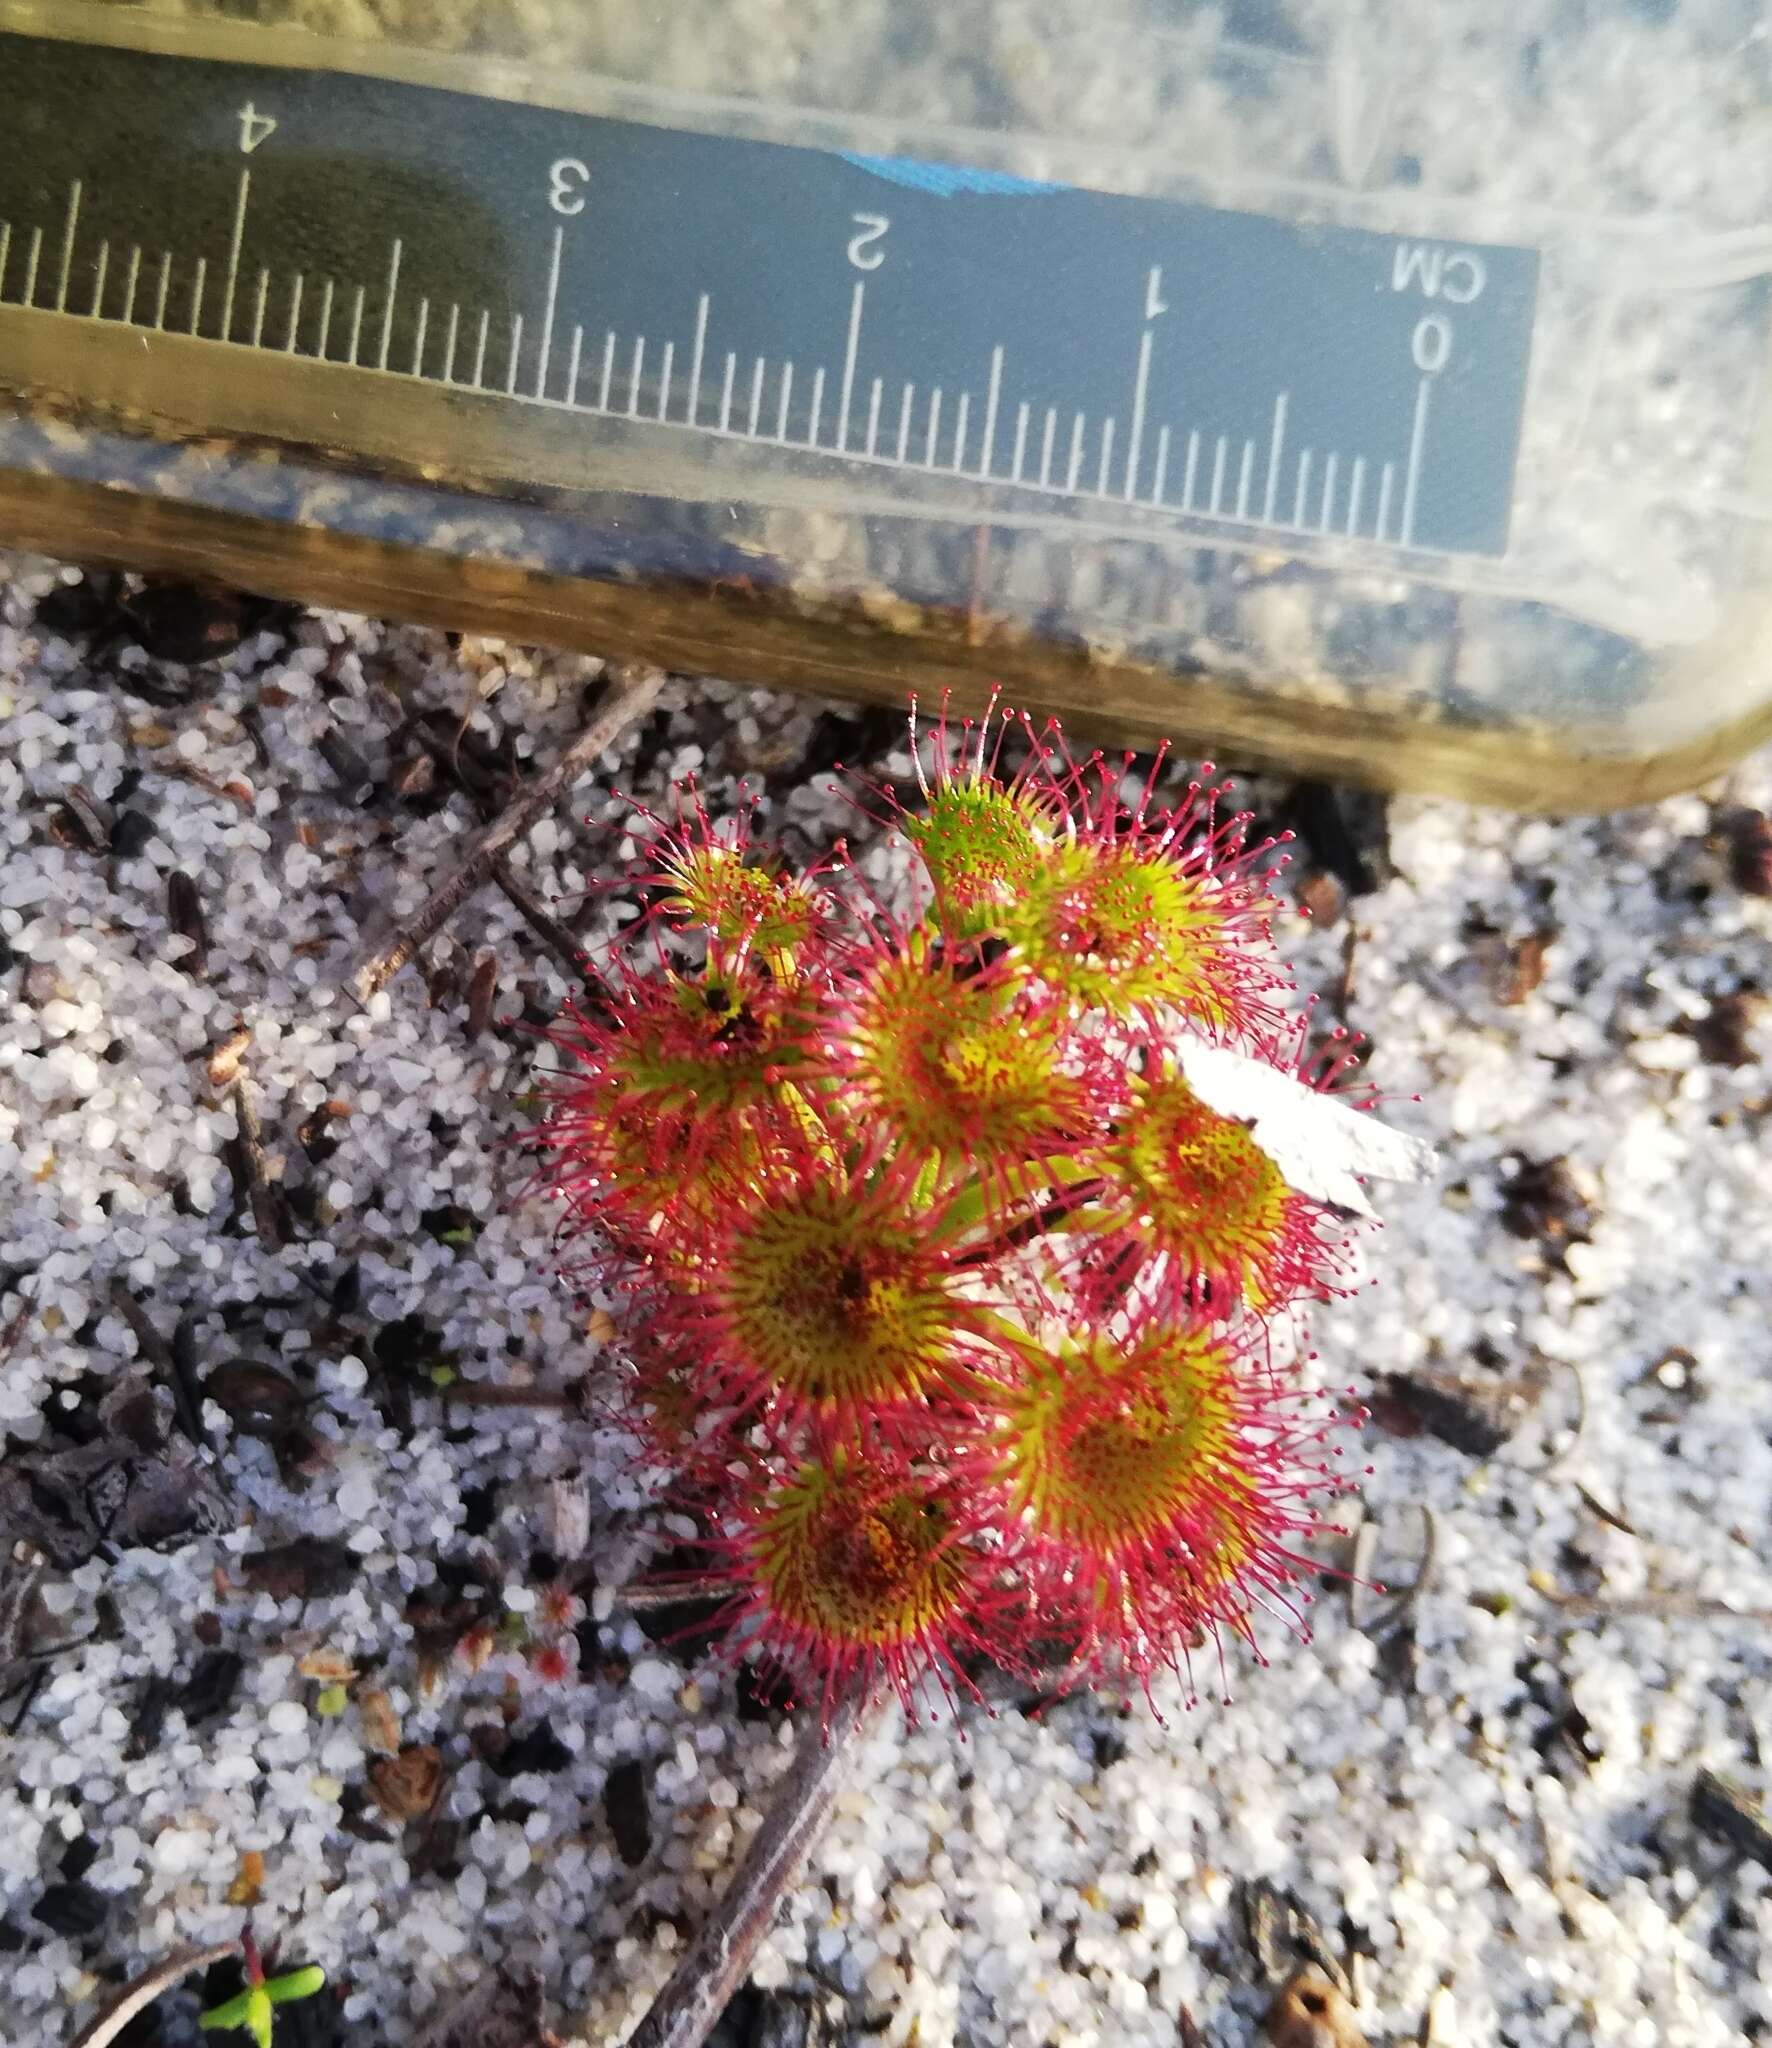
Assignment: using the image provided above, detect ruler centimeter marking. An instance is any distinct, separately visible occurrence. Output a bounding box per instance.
[0,30,1539,559]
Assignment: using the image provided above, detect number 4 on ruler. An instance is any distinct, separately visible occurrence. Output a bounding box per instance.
[237,102,277,155]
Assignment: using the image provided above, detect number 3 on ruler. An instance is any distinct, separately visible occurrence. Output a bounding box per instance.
[237,102,277,154]
[550,158,590,216]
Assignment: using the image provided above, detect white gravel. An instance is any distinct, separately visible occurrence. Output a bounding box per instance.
[2,544,1771,2047]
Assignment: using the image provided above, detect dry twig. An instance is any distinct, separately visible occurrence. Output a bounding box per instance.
[348,665,661,1003]
[494,863,594,986]
[625,1672,883,2048]
[434,1380,577,1411]
[68,1940,242,2048]
[108,1280,208,1449]
[1539,1586,1772,1624]
[227,1076,288,1251]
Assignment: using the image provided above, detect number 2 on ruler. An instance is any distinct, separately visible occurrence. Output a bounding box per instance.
[847,213,889,270]
[237,102,277,155]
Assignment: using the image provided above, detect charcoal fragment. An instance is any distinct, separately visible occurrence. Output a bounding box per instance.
[52,785,115,852]
[407,1816,465,1885]
[749,1992,825,2048]
[420,1204,478,1249]
[166,871,209,979]
[120,581,292,667]
[491,1718,574,1778]
[109,808,157,859]
[1242,1879,1350,1992]
[370,1313,454,1438]
[1372,1364,1545,1458]
[125,1673,175,1759]
[604,1757,652,1867]
[31,1880,109,1938]
[1727,809,1772,897]
[1281,781,1390,896]
[1692,1768,1772,1870]
[175,1649,245,1726]
[34,572,121,639]
[1688,991,1758,1068]
[1498,1155,1594,1250]
[1091,1726,1128,1770]
[203,1360,305,1438]
[240,1538,359,1601]
[298,1102,344,1164]
[329,1262,363,1316]
[316,726,376,802]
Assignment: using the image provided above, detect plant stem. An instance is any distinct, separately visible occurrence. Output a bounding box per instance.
[624,1672,883,2048]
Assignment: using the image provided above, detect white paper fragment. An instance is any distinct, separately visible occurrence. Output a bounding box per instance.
[1172,1034,1437,1217]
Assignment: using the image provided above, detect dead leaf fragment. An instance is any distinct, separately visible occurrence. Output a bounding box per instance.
[1265,1966,1367,2048]
[1496,927,1554,1005]
[297,1647,358,1686]
[1294,868,1345,930]
[369,1742,445,1822]
[204,1024,253,1090]
[225,1849,265,1906]
[360,1687,402,1757]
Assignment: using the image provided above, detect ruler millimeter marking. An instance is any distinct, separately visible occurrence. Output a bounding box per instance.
[0,30,1538,556]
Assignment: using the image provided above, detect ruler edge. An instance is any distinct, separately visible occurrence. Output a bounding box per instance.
[0,1,1606,254]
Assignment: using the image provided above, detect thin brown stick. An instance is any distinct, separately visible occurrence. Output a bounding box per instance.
[1540,1586,1772,1623]
[108,1280,208,1449]
[68,1940,242,2048]
[404,708,591,983]
[626,1671,883,2048]
[348,665,662,1004]
[495,864,594,986]
[607,1577,728,1615]
[0,1293,33,1376]
[228,1077,288,1251]
[434,1381,576,1410]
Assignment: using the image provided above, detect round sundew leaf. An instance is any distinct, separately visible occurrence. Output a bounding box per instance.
[834,932,1087,1166]
[616,777,835,981]
[969,1316,1351,1693]
[903,778,1059,941]
[708,1174,986,1427]
[992,1322,1240,1555]
[1081,1067,1349,1313]
[657,836,825,970]
[530,964,830,1259]
[1009,840,1267,1025]
[754,1453,973,1653]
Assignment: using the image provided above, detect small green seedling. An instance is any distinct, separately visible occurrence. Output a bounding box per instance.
[198,1934,324,2048]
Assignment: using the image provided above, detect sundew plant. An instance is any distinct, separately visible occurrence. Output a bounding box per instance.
[529,698,1421,1719]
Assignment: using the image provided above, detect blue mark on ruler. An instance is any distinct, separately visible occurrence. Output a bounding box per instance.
[840,153,1070,198]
